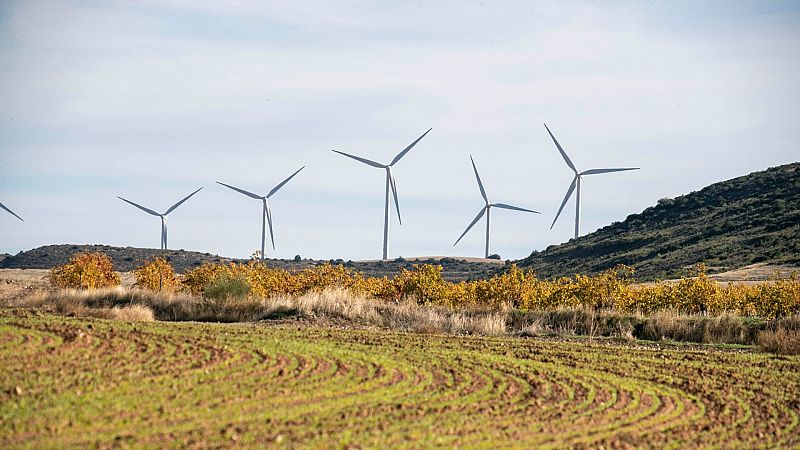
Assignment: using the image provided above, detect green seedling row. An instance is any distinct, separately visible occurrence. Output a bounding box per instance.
[1,309,798,448]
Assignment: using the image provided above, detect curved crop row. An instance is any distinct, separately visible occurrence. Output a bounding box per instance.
[1,309,798,448]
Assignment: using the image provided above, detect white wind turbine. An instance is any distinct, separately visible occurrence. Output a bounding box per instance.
[117,187,203,250]
[0,201,23,221]
[454,155,540,258]
[545,123,639,239]
[333,128,432,260]
[217,166,305,260]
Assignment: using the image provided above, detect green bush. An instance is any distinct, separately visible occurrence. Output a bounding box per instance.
[202,274,251,301]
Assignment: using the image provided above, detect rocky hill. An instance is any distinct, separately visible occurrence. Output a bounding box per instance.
[518,162,800,280]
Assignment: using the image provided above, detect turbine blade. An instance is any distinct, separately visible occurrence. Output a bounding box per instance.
[267,166,305,198]
[266,204,275,250]
[469,155,488,203]
[164,187,203,215]
[332,150,386,168]
[390,128,432,166]
[216,181,263,199]
[580,167,640,176]
[117,196,161,216]
[0,201,23,221]
[550,176,577,230]
[454,208,486,246]
[389,171,401,224]
[493,203,540,214]
[544,123,577,173]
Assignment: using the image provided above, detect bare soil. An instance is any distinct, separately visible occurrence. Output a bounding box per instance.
[1,309,797,448]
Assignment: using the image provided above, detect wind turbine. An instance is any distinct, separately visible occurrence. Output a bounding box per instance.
[333,128,432,260]
[117,187,203,250]
[0,201,23,221]
[545,123,639,239]
[454,155,540,258]
[216,166,305,260]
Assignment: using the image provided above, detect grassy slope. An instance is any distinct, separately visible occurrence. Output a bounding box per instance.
[2,309,799,448]
[518,162,800,280]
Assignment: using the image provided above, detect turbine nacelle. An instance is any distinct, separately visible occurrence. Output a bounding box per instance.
[117,187,203,250]
[217,166,305,259]
[545,123,639,238]
[332,128,432,259]
[454,155,540,258]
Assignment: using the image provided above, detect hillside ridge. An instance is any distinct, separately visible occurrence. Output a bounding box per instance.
[0,244,502,282]
[518,162,800,280]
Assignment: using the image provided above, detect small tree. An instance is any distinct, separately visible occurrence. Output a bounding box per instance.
[134,258,181,292]
[49,252,120,289]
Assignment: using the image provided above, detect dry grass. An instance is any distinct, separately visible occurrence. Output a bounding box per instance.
[757,315,800,355]
[284,289,506,335]
[510,308,639,340]
[0,269,52,305]
[640,311,756,345]
[289,289,381,322]
[92,305,155,322]
[758,329,800,355]
[16,287,507,336]
[13,287,800,351]
[15,289,155,322]
[518,318,548,337]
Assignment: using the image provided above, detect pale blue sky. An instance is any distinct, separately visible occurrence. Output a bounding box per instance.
[1,1,798,260]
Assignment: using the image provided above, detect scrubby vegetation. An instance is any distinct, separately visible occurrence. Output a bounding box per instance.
[46,251,796,321]
[519,162,800,280]
[133,257,181,292]
[26,253,800,352]
[178,260,800,320]
[201,273,251,300]
[757,316,800,355]
[24,285,800,352]
[48,252,120,289]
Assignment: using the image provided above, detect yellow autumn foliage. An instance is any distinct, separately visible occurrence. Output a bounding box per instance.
[133,258,181,292]
[49,252,121,290]
[176,259,800,319]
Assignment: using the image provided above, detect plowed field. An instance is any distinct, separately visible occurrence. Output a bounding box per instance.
[1,309,798,448]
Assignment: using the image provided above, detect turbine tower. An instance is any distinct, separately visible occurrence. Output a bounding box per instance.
[545,123,639,239]
[117,187,203,250]
[333,128,432,260]
[454,155,540,258]
[217,166,305,260]
[0,201,23,221]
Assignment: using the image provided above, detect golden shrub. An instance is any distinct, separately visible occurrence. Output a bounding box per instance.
[134,258,181,292]
[182,263,225,295]
[177,260,800,319]
[293,264,357,294]
[235,262,293,298]
[49,252,120,289]
[393,264,452,305]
